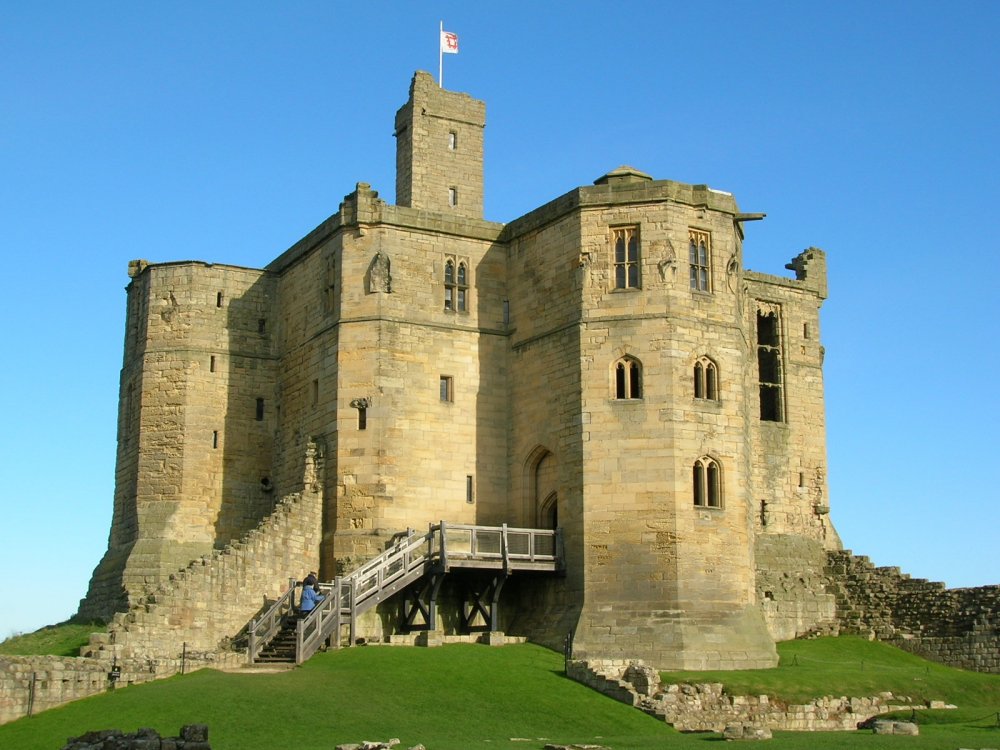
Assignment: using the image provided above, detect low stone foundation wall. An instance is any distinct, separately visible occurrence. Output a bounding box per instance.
[0,655,167,726]
[567,658,932,732]
[386,632,526,647]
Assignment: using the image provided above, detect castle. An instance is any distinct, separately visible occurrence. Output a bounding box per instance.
[78,70,843,670]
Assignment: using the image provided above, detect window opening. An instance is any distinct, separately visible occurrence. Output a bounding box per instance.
[210,355,216,373]
[693,457,722,508]
[444,257,469,312]
[612,226,640,289]
[255,398,265,421]
[216,292,224,308]
[124,383,135,445]
[456,263,467,312]
[444,261,454,310]
[694,356,718,400]
[466,475,474,504]
[312,379,319,406]
[324,254,336,313]
[212,430,219,449]
[614,356,642,399]
[358,406,367,430]
[502,299,510,326]
[689,229,711,291]
[440,375,454,403]
[448,131,458,150]
[757,307,784,421]
[448,187,458,207]
[258,318,266,334]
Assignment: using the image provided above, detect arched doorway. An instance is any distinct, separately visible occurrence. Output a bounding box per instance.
[523,446,558,529]
[539,491,558,530]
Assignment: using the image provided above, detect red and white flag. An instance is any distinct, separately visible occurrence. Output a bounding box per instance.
[441,29,459,54]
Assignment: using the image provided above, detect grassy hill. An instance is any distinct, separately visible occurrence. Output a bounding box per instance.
[0,636,998,750]
[0,622,103,658]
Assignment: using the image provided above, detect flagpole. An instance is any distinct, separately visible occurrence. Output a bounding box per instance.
[439,21,443,87]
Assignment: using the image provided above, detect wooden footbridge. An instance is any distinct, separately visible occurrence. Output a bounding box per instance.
[247,521,563,665]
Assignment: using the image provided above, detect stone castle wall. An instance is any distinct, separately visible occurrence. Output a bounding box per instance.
[503,177,817,669]
[746,251,839,550]
[827,550,1000,673]
[0,654,165,727]
[86,481,322,664]
[755,534,839,641]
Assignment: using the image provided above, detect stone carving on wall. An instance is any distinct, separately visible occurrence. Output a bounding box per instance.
[575,250,592,289]
[655,239,676,281]
[756,299,781,318]
[727,251,743,307]
[367,251,391,294]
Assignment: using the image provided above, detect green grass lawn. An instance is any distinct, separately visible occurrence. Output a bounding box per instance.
[662,636,1000,709]
[0,638,998,750]
[0,622,104,657]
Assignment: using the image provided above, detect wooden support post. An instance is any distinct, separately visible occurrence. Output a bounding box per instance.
[332,577,342,649]
[490,573,507,632]
[348,578,357,647]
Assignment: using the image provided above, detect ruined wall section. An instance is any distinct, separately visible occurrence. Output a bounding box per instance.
[755,534,838,641]
[82,445,323,664]
[827,550,1000,673]
[79,261,279,622]
[745,248,839,550]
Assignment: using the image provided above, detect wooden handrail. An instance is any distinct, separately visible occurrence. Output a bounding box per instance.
[248,577,297,663]
[285,522,562,664]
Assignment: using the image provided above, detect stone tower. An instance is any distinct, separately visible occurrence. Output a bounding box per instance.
[394,70,485,219]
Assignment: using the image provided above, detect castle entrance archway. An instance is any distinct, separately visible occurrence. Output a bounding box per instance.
[523,446,558,528]
[539,491,558,530]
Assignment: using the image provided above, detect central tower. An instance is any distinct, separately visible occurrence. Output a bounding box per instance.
[394,70,486,219]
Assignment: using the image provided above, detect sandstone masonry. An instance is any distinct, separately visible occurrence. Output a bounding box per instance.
[567,658,935,732]
[70,70,996,682]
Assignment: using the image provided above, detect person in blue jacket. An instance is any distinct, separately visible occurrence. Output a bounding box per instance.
[299,574,325,614]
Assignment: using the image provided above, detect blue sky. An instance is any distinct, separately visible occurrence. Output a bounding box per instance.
[2,2,998,638]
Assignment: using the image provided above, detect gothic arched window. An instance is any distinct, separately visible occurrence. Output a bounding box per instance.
[693,456,722,508]
[694,356,719,400]
[614,356,642,399]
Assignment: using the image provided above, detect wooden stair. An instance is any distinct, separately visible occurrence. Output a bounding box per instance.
[253,615,300,663]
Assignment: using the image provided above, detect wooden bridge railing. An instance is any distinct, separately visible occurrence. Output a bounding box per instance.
[247,577,297,662]
[255,522,563,665]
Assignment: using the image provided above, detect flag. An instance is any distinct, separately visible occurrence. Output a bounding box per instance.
[441,29,459,54]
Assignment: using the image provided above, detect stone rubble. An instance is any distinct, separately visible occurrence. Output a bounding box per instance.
[568,658,942,733]
[62,724,210,750]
